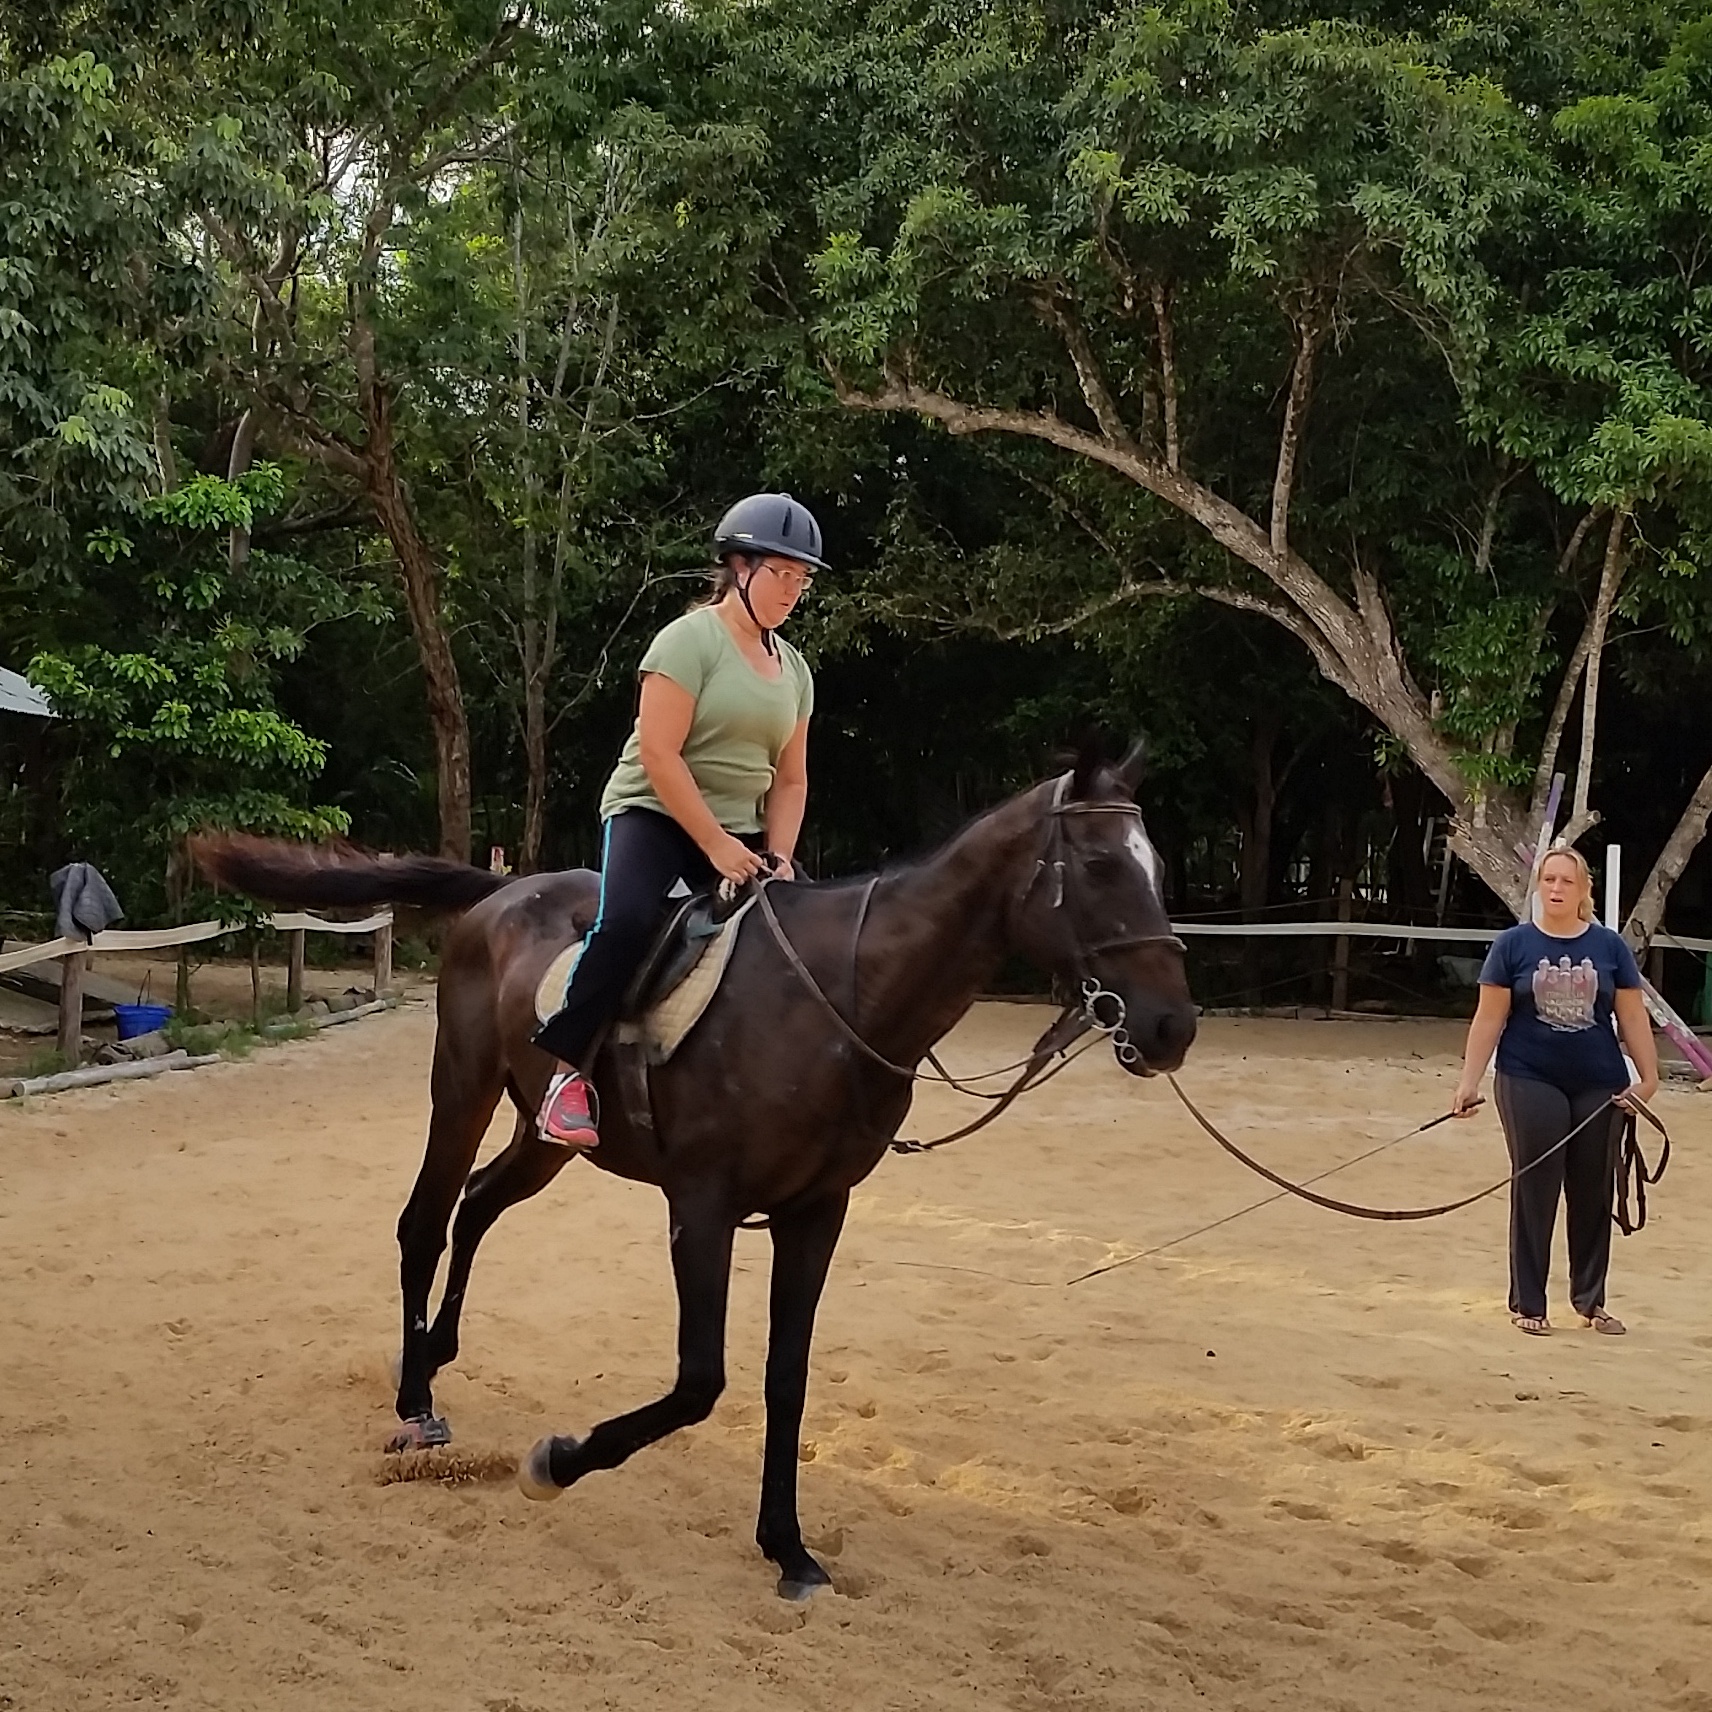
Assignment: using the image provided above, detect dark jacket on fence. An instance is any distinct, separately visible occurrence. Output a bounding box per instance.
[49,864,124,942]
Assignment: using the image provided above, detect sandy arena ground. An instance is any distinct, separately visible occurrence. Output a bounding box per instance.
[2,1003,1710,1711]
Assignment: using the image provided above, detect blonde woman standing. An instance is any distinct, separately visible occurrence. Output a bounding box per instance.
[1453,847,1658,1336]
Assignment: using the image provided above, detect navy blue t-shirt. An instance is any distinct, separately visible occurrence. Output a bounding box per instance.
[1479,921,1641,1093]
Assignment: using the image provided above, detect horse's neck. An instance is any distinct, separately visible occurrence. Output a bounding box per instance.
[854,788,1045,1061]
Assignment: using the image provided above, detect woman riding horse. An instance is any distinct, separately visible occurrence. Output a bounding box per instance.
[535,492,825,1149]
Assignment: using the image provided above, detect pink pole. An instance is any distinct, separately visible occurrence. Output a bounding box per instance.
[1641,977,1712,1079]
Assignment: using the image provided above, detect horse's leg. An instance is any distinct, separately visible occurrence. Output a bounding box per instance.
[519,1190,734,1494]
[424,1098,575,1379]
[755,1189,849,1599]
[391,1026,504,1442]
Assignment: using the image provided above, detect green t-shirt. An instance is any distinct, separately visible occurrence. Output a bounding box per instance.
[599,606,814,834]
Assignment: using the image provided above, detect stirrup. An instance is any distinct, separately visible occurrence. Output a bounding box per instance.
[538,1072,599,1149]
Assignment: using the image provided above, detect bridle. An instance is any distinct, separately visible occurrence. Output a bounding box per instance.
[1022,775,1186,1071]
[751,773,1187,1138]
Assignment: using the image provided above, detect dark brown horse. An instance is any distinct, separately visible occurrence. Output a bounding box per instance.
[194,745,1195,1598]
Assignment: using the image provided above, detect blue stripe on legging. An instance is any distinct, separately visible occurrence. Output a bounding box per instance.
[587,816,616,935]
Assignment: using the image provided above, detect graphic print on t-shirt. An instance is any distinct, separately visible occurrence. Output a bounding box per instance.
[1531,955,1599,1031]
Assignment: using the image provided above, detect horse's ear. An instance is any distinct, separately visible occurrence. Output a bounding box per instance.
[1117,738,1147,797]
[1068,727,1106,799]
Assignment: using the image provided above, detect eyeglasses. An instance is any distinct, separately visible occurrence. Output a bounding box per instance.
[763,562,815,595]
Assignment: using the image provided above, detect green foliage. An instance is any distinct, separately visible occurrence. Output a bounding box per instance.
[26,467,357,913]
[6,0,1712,942]
[719,0,1712,808]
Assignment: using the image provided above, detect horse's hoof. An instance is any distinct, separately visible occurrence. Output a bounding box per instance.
[517,1435,570,1501]
[385,1414,452,1453]
[775,1557,832,1602]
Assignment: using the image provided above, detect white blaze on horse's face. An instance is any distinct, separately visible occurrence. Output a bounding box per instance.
[1125,822,1164,901]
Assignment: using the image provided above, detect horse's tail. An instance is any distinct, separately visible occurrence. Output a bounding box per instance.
[189,831,510,915]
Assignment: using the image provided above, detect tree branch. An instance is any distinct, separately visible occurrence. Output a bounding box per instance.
[1570,508,1630,825]
[253,499,365,540]
[1201,586,1360,699]
[990,454,1130,567]
[1149,279,1180,472]
[1036,294,1133,446]
[198,209,294,348]
[1271,301,1324,555]
[833,364,1390,712]
[410,16,525,144]
[152,391,177,493]
[1624,753,1712,948]
[259,398,368,482]
[914,577,1176,641]
[1471,461,1524,584]
[1530,504,1609,813]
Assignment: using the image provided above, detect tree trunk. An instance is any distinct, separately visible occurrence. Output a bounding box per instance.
[1566,510,1629,835]
[1385,772,1436,920]
[522,672,549,873]
[361,409,473,864]
[1236,716,1280,1003]
[1624,755,1712,949]
[1238,715,1280,917]
[153,391,177,493]
[1330,873,1355,1012]
[227,406,260,575]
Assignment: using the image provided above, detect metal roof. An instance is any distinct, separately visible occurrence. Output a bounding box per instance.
[0,666,54,718]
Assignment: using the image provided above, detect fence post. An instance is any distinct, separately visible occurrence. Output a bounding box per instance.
[373,917,393,998]
[286,929,306,1012]
[57,950,84,1066]
[1330,877,1354,1013]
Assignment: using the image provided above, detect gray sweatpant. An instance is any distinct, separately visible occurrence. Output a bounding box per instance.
[1494,1072,1624,1321]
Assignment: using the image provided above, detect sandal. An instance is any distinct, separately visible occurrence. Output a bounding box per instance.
[1578,1309,1626,1335]
[1512,1314,1551,1336]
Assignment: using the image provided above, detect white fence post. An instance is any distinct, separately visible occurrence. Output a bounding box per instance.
[372,919,393,997]
[286,929,306,1012]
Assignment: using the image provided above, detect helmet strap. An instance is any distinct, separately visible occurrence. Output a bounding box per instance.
[734,564,778,656]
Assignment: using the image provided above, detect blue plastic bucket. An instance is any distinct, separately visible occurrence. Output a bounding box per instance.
[114,1002,173,1040]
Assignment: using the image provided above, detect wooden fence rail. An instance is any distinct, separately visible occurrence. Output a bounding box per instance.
[0,911,393,1069]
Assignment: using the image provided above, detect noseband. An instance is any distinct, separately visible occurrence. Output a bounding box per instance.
[1025,777,1186,1069]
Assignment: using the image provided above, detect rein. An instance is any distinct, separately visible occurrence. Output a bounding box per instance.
[752,877,1093,1149]
[1163,1074,1671,1226]
[749,774,1184,1151]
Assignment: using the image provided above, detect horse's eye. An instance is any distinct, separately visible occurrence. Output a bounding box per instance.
[1082,852,1124,879]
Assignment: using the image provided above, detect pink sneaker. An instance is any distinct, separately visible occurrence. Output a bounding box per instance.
[538,1070,599,1148]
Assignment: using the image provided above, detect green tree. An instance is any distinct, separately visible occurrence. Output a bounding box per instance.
[146,1,553,860]
[28,468,358,914]
[724,0,1712,930]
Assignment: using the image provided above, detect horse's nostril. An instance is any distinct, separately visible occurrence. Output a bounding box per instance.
[1148,1007,1197,1065]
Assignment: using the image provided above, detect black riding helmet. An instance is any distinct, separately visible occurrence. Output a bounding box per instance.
[713,492,828,655]
[713,492,830,571]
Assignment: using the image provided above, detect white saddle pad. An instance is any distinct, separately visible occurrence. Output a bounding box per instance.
[533,896,756,1065]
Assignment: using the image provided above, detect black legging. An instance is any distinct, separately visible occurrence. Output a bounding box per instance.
[1493,1071,1625,1321]
[533,808,762,1071]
